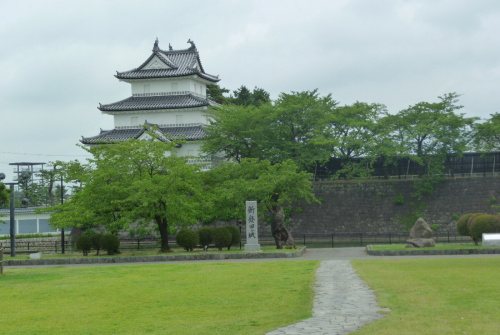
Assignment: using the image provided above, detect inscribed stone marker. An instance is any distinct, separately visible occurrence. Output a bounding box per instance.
[244,201,261,252]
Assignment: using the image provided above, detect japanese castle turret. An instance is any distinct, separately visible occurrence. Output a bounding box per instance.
[81,39,221,168]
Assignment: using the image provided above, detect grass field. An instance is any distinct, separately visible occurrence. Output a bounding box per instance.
[352,258,500,335]
[0,261,318,335]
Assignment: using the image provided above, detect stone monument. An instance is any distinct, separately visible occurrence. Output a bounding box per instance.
[244,201,261,252]
[406,217,436,248]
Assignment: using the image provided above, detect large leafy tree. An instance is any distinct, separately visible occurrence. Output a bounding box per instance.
[202,104,271,162]
[203,89,336,171]
[229,85,271,107]
[474,112,500,153]
[206,84,230,104]
[45,137,202,252]
[387,93,478,176]
[313,101,386,179]
[203,159,317,249]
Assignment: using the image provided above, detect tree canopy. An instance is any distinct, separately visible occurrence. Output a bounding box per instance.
[203,159,317,248]
[46,137,202,252]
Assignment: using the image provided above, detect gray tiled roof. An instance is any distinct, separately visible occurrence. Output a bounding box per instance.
[80,124,206,145]
[98,93,217,112]
[116,40,219,82]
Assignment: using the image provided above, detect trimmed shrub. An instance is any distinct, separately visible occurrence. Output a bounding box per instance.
[212,227,232,251]
[467,213,485,245]
[224,226,241,250]
[457,214,474,236]
[75,235,92,256]
[90,233,103,255]
[175,229,199,251]
[100,234,120,255]
[198,227,213,248]
[469,214,500,243]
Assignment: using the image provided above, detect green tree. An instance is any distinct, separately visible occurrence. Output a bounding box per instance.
[314,101,385,179]
[0,182,9,205]
[202,104,270,162]
[203,159,317,249]
[206,84,230,104]
[229,85,271,107]
[44,137,202,252]
[474,112,500,154]
[203,89,336,171]
[388,93,477,177]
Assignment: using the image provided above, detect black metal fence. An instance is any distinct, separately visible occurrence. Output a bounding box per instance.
[312,152,500,180]
[0,231,472,255]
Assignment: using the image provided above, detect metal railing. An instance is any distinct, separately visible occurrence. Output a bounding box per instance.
[0,232,473,255]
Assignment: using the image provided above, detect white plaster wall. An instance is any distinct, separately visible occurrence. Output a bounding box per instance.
[113,109,209,127]
[130,78,205,95]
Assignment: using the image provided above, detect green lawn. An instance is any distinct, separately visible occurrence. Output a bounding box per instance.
[0,261,318,335]
[352,258,500,335]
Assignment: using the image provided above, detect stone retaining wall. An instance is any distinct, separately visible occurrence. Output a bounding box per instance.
[366,245,500,256]
[290,176,499,234]
[3,247,306,267]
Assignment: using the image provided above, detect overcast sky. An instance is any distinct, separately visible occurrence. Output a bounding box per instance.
[1,0,499,180]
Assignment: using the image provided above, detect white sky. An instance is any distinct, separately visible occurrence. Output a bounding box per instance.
[1,0,500,180]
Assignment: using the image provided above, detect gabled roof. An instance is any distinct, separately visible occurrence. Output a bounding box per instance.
[116,39,220,82]
[80,123,207,145]
[98,93,217,112]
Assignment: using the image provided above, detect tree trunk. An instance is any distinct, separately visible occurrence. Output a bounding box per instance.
[269,205,296,249]
[155,215,171,252]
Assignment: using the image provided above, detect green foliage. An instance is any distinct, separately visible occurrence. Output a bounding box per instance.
[175,229,199,251]
[100,234,120,255]
[431,224,439,231]
[229,85,271,107]
[211,227,232,251]
[487,196,497,204]
[206,84,230,104]
[198,227,213,247]
[223,226,241,250]
[469,214,500,242]
[452,214,460,221]
[75,235,91,256]
[474,112,500,154]
[203,89,337,170]
[456,213,474,236]
[128,226,152,239]
[393,195,405,205]
[411,175,445,200]
[90,233,103,255]
[44,136,203,252]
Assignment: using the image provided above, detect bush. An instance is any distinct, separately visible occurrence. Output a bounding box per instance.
[224,226,241,250]
[100,234,120,255]
[75,235,92,256]
[175,229,199,251]
[212,227,232,251]
[90,233,103,255]
[469,214,500,243]
[198,227,213,248]
[457,214,474,236]
[467,213,485,245]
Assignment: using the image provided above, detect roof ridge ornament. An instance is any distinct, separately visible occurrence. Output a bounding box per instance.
[153,38,159,52]
[169,43,173,51]
[187,39,196,51]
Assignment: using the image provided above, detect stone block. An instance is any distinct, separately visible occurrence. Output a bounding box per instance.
[482,233,500,247]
